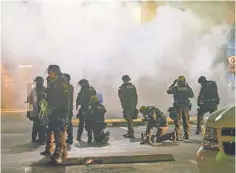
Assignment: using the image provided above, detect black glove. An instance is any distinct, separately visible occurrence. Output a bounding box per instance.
[173,79,178,84]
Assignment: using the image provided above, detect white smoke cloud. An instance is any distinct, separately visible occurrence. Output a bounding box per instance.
[1,1,234,115]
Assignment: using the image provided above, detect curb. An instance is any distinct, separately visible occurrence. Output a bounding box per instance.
[65,154,174,165]
[35,153,174,166]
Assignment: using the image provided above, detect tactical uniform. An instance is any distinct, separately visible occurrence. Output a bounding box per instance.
[118,75,138,138]
[64,74,74,145]
[139,106,176,144]
[28,76,47,143]
[41,65,70,164]
[167,76,194,140]
[196,76,220,134]
[41,76,55,157]
[76,79,97,143]
[89,96,110,144]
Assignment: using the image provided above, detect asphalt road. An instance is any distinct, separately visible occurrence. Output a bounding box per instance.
[1,112,202,173]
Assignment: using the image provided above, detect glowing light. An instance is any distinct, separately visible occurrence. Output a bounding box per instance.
[17,65,33,68]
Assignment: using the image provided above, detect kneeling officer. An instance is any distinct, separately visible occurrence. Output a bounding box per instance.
[89,95,110,144]
[139,106,176,145]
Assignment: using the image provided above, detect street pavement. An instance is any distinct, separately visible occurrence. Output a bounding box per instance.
[1,112,202,173]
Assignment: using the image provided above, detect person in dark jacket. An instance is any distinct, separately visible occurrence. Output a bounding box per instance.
[196,76,220,135]
[76,79,97,143]
[139,106,176,145]
[167,76,194,140]
[64,73,74,145]
[118,75,138,138]
[40,65,70,164]
[27,76,47,144]
[89,95,110,144]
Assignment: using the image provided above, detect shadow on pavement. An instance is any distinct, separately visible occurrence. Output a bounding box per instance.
[151,142,179,147]
[183,139,201,144]
[74,141,110,148]
[9,142,41,154]
[30,166,66,173]
[30,159,67,173]
[129,137,142,142]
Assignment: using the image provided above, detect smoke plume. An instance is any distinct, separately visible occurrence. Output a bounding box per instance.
[1,1,234,116]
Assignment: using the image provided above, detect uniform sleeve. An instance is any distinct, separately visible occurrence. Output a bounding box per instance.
[70,85,74,110]
[28,89,34,104]
[118,87,124,109]
[57,78,70,110]
[213,82,220,99]
[76,91,81,106]
[132,85,138,106]
[81,85,90,106]
[167,86,176,94]
[197,87,204,105]
[188,87,194,98]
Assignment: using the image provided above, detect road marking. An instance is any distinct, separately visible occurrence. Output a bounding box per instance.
[120,127,128,130]
[189,160,197,165]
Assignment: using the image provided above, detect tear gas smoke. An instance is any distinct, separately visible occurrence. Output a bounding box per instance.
[1,1,234,116]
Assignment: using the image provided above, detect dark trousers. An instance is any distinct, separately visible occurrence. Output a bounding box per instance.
[77,107,92,141]
[123,109,134,135]
[174,106,190,138]
[32,117,46,142]
[45,109,67,159]
[196,102,218,133]
[66,112,73,144]
[93,122,107,142]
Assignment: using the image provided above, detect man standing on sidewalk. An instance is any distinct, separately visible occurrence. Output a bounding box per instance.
[118,75,138,138]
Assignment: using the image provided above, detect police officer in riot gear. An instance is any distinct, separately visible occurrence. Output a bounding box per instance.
[167,76,194,140]
[139,106,176,145]
[27,76,47,144]
[196,76,220,135]
[40,75,54,157]
[89,95,110,144]
[40,65,70,164]
[76,79,97,144]
[64,73,74,145]
[118,75,138,138]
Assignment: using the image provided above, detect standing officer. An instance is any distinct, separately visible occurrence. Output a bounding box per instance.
[27,76,47,144]
[42,65,70,164]
[40,76,54,157]
[139,106,176,145]
[64,73,74,145]
[167,76,194,140]
[76,79,97,144]
[118,75,138,138]
[196,76,220,134]
[89,95,110,144]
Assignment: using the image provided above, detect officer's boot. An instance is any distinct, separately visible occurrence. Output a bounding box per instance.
[52,131,65,164]
[123,119,134,138]
[40,132,54,156]
[87,128,93,144]
[77,131,83,142]
[102,131,110,144]
[141,133,145,142]
[123,129,134,138]
[151,135,156,143]
[170,132,177,142]
[140,136,152,145]
[195,124,202,135]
